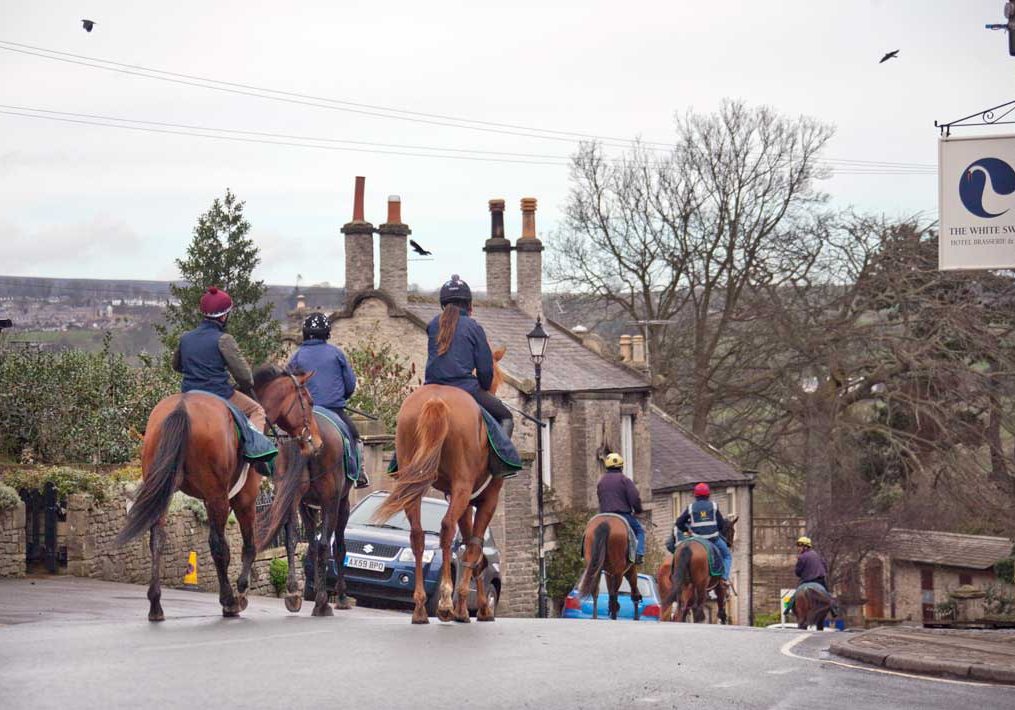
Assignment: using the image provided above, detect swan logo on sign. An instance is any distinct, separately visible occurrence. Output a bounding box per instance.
[959,157,1015,218]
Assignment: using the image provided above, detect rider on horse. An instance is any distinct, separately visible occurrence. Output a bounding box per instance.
[423,274,513,439]
[172,286,268,470]
[674,482,732,582]
[595,453,645,565]
[288,311,369,489]
[795,536,829,591]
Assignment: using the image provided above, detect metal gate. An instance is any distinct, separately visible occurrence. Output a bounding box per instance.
[254,490,310,549]
[23,482,66,573]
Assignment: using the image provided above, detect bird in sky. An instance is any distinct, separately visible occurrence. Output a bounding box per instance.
[409,239,432,256]
[81,19,96,32]
[879,50,899,64]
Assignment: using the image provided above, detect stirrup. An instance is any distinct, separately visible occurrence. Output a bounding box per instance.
[355,471,371,489]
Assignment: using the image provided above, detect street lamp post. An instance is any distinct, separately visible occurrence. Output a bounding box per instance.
[526,316,550,618]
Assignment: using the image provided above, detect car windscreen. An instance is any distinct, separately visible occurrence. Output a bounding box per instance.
[596,574,655,596]
[348,495,446,535]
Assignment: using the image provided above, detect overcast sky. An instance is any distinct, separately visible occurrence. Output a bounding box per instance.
[1,1,1012,291]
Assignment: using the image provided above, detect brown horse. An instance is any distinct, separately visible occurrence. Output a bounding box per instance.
[792,584,839,630]
[658,516,738,624]
[577,514,642,620]
[117,369,321,621]
[371,348,505,624]
[256,366,353,617]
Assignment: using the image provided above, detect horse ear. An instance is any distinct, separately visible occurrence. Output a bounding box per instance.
[493,346,506,362]
[727,514,738,525]
[298,370,315,383]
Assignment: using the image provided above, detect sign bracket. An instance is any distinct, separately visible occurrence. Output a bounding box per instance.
[936,99,1015,137]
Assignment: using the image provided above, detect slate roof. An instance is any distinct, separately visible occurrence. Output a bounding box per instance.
[404,303,648,393]
[884,528,1013,570]
[649,406,752,493]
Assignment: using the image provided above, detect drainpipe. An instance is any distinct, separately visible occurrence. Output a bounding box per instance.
[747,473,756,626]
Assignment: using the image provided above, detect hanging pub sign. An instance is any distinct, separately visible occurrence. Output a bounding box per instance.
[939,134,1015,270]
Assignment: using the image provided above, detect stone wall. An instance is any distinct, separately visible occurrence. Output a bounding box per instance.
[890,560,999,623]
[0,502,26,578]
[752,516,805,619]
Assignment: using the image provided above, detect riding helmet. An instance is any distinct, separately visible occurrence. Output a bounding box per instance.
[797,536,813,548]
[439,274,472,307]
[693,482,711,497]
[604,452,624,469]
[199,286,233,318]
[302,312,331,340]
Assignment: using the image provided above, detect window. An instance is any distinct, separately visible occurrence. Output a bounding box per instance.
[540,417,553,488]
[959,573,973,587]
[621,414,634,479]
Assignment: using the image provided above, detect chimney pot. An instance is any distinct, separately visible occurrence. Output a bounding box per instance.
[619,334,633,362]
[387,195,402,225]
[520,197,538,239]
[353,176,366,222]
[631,334,646,364]
[296,294,306,312]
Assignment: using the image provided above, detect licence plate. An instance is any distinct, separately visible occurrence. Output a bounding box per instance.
[344,555,386,573]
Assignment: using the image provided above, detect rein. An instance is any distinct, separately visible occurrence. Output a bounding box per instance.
[267,371,315,448]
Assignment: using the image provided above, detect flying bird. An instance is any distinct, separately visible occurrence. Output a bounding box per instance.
[81,19,96,32]
[409,239,432,256]
[879,50,899,64]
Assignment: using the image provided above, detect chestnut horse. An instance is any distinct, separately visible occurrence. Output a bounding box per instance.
[658,515,737,624]
[371,348,505,624]
[117,369,321,621]
[792,584,839,630]
[256,365,353,617]
[577,514,642,620]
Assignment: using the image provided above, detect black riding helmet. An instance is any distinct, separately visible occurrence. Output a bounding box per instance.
[302,311,331,340]
[439,274,472,307]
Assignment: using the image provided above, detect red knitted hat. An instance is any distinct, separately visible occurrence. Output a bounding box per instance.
[693,482,711,497]
[199,287,233,317]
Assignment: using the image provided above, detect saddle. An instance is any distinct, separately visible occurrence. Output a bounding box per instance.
[313,407,361,482]
[595,513,638,564]
[190,391,278,468]
[676,535,724,578]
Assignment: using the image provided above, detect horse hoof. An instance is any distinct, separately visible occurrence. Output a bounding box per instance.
[412,614,430,625]
[334,596,353,611]
[477,613,495,622]
[222,607,241,617]
[312,604,334,617]
[453,611,471,623]
[436,607,453,623]
[148,612,165,622]
[237,594,249,612]
[284,595,303,613]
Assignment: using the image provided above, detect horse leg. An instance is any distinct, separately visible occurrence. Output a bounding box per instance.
[591,569,603,620]
[311,503,335,617]
[692,584,706,623]
[147,520,166,622]
[206,499,239,616]
[607,575,621,620]
[452,505,475,623]
[282,510,302,613]
[299,503,317,602]
[626,566,642,621]
[437,483,472,623]
[404,498,429,624]
[716,581,728,625]
[232,495,257,613]
[333,485,354,610]
[468,490,501,622]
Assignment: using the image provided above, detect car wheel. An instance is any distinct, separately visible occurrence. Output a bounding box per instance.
[486,583,499,613]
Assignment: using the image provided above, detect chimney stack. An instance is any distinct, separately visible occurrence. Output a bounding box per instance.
[296,294,306,313]
[619,334,633,362]
[378,195,410,307]
[484,199,511,305]
[515,197,543,318]
[341,176,375,295]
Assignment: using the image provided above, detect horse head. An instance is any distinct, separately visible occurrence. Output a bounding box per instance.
[254,364,323,456]
[722,514,738,548]
[488,346,506,395]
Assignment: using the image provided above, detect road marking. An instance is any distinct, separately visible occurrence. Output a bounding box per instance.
[779,633,1008,688]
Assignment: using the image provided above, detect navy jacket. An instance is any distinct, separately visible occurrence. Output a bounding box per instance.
[675,498,726,540]
[795,549,828,583]
[423,309,494,395]
[176,320,234,398]
[597,471,643,515]
[288,340,356,409]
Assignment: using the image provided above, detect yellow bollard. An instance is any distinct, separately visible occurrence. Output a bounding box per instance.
[183,550,199,589]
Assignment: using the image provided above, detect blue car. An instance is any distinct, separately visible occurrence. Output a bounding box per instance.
[561,572,661,621]
[303,491,501,616]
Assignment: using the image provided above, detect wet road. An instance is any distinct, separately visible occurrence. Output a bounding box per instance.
[0,577,1010,709]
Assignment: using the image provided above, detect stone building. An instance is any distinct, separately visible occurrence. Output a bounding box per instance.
[312,177,755,619]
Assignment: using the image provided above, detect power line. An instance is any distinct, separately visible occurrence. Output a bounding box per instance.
[0,39,937,171]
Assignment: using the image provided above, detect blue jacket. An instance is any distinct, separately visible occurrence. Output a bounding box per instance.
[177,320,234,398]
[675,498,726,539]
[288,340,356,409]
[423,309,494,395]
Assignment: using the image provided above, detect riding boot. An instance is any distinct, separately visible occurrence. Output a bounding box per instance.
[499,418,514,440]
[354,441,370,489]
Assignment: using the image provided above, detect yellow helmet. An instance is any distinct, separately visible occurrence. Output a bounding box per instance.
[797,536,813,548]
[604,453,624,469]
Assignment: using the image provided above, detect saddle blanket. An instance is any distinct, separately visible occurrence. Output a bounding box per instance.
[386,406,522,479]
[785,581,830,612]
[313,406,361,483]
[676,535,724,578]
[596,513,638,563]
[189,390,278,466]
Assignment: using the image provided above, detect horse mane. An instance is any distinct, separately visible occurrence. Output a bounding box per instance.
[253,363,305,391]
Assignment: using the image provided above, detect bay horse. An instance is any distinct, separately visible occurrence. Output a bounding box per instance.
[371,348,506,624]
[577,514,642,620]
[256,366,353,617]
[116,369,322,621]
[658,515,738,624]
[792,584,839,630]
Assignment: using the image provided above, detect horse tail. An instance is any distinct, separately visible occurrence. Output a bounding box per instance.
[660,543,693,609]
[372,397,449,524]
[578,521,610,598]
[117,401,189,545]
[256,439,307,551]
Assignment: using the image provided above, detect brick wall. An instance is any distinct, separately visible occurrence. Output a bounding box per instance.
[0,502,26,578]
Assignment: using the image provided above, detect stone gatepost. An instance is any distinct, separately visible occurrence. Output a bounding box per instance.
[950,585,987,622]
[0,500,27,577]
[837,593,867,629]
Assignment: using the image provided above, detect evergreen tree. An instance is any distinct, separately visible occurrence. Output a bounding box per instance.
[158,189,282,365]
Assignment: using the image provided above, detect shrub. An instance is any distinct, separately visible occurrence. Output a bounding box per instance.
[753,611,782,628]
[545,503,596,614]
[345,334,419,433]
[269,557,289,596]
[0,482,20,511]
[995,551,1015,585]
[1,465,117,503]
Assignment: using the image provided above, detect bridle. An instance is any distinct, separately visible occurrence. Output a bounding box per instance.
[270,370,315,448]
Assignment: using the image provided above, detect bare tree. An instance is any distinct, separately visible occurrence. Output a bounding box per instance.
[550,100,834,437]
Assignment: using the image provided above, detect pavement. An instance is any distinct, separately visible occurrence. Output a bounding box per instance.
[2,577,1014,709]
[829,625,1015,684]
